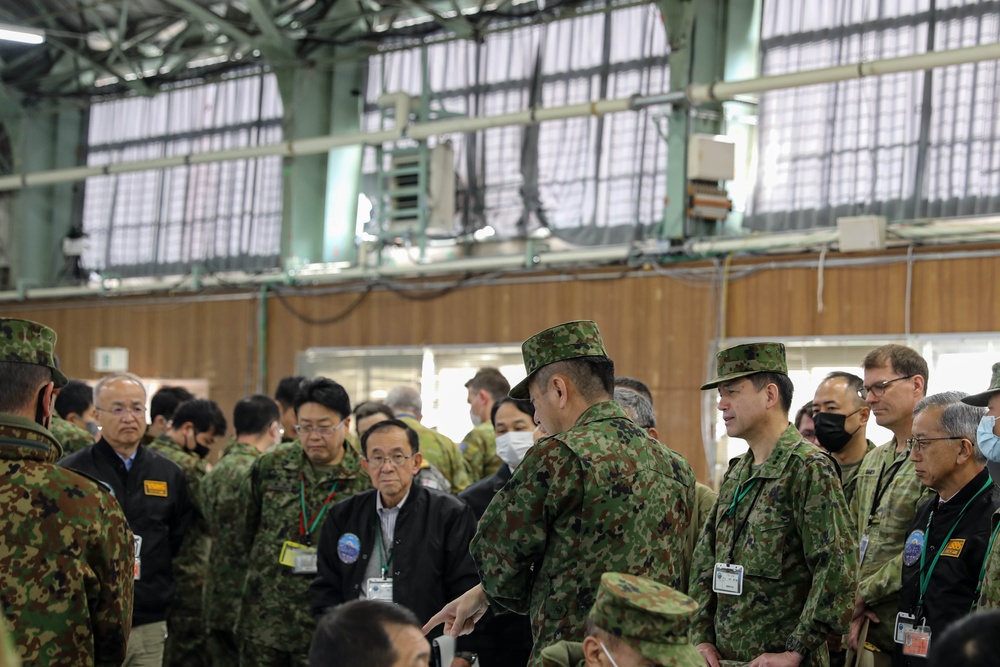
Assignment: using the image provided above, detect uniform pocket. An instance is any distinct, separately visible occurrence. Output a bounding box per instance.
[742,520,788,579]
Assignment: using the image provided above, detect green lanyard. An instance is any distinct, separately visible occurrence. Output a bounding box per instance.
[375,523,394,577]
[971,520,1000,612]
[726,476,760,517]
[725,472,766,565]
[298,474,340,545]
[917,477,993,614]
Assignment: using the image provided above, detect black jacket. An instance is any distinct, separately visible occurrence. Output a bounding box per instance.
[897,468,1000,667]
[60,439,192,627]
[309,483,479,629]
[459,464,512,520]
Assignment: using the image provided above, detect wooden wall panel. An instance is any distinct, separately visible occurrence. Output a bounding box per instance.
[8,243,1000,484]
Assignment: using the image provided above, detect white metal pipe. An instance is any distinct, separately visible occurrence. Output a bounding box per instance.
[0,43,995,191]
[687,42,1000,103]
[684,229,839,254]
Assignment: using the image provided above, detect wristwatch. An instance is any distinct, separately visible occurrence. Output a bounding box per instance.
[454,652,479,665]
[784,636,809,660]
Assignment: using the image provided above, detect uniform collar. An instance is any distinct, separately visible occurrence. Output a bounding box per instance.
[289,441,366,481]
[0,413,62,462]
[573,400,630,428]
[730,423,804,481]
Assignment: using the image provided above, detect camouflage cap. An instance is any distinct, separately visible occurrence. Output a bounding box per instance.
[509,320,607,399]
[961,362,1000,407]
[700,342,787,390]
[588,572,702,667]
[0,318,68,388]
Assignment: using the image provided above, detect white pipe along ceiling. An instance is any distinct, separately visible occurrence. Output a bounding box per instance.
[0,41,997,192]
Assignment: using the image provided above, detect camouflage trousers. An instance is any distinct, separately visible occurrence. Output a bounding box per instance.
[239,637,309,667]
[209,628,239,667]
[164,611,210,667]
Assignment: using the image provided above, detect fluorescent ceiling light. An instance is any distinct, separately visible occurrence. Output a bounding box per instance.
[0,23,45,45]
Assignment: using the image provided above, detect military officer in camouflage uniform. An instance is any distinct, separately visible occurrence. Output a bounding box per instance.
[691,342,857,667]
[51,380,99,455]
[202,395,282,666]
[386,385,472,493]
[0,318,134,666]
[424,321,696,666]
[540,572,702,667]
[461,368,510,481]
[237,377,371,665]
[978,507,1000,610]
[147,398,227,667]
[847,346,934,666]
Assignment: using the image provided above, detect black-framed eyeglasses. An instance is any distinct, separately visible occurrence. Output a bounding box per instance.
[863,375,914,397]
[366,453,413,467]
[906,436,963,453]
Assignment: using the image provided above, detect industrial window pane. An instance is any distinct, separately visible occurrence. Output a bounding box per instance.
[82,71,284,277]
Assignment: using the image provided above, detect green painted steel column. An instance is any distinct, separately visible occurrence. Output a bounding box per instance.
[6,103,86,288]
[275,51,366,270]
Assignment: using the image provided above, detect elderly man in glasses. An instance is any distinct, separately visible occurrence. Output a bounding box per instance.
[895,391,1000,667]
[310,419,480,644]
[61,372,193,667]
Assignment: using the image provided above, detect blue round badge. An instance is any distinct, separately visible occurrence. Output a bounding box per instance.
[338,533,361,564]
[903,530,924,567]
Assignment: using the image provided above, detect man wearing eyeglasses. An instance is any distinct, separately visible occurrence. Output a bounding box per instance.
[846,345,935,667]
[895,392,1000,666]
[237,377,372,666]
[61,372,193,667]
[309,419,479,642]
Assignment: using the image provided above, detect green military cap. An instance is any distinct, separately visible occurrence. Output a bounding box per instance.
[700,342,787,390]
[589,572,702,667]
[962,362,1000,407]
[0,318,68,388]
[509,320,606,400]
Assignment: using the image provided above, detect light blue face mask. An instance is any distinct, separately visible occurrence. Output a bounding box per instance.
[976,416,1000,463]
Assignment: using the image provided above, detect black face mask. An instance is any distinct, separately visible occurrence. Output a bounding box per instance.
[189,431,211,459]
[813,410,862,453]
[35,386,49,429]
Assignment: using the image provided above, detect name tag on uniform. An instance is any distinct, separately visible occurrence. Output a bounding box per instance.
[713,563,744,596]
[143,480,168,497]
[279,540,317,574]
[895,612,918,644]
[133,535,143,580]
[903,626,932,657]
[367,578,393,601]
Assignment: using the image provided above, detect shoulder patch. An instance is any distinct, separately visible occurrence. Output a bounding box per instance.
[338,533,361,564]
[903,530,924,566]
[941,539,965,558]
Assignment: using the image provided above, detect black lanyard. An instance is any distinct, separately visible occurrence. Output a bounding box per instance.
[726,469,767,565]
[866,449,907,528]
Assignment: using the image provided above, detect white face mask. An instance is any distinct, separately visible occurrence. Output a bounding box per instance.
[470,407,483,427]
[495,430,534,469]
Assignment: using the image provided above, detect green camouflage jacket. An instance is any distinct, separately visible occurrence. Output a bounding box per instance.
[975,507,1000,610]
[201,438,260,633]
[847,439,934,652]
[461,421,501,482]
[147,435,211,618]
[539,641,585,667]
[688,482,719,559]
[690,424,857,666]
[472,400,696,666]
[398,415,471,493]
[49,415,93,456]
[838,440,877,510]
[237,441,371,653]
[0,414,134,667]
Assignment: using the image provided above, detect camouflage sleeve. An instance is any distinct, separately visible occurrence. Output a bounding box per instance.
[446,436,473,493]
[91,491,135,666]
[858,485,935,605]
[240,458,264,554]
[471,437,583,614]
[169,470,193,557]
[460,428,485,482]
[688,498,720,646]
[788,457,858,652]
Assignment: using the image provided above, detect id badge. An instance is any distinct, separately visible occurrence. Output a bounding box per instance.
[894,612,917,644]
[293,549,318,575]
[367,577,394,601]
[859,533,870,565]
[903,626,931,657]
[133,535,143,581]
[712,563,744,596]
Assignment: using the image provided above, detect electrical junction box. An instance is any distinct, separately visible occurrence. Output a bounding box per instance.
[92,347,129,373]
[687,134,736,181]
[837,215,887,252]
